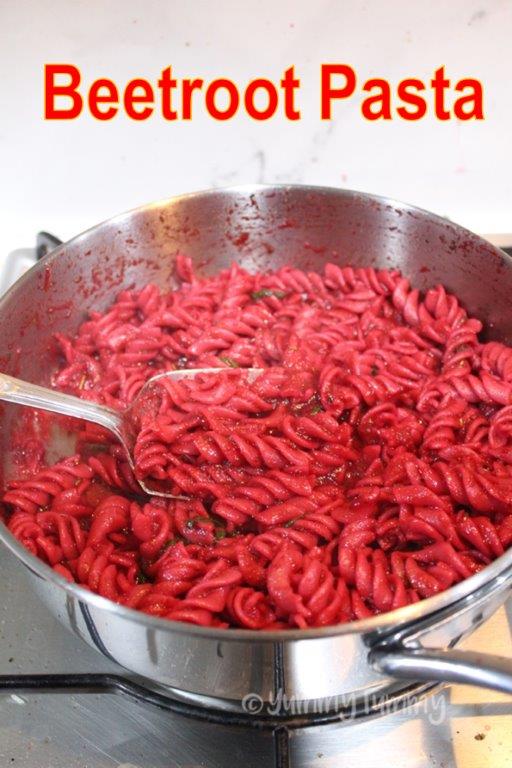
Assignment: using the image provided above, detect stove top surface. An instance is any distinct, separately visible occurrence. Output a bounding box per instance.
[0,241,511,767]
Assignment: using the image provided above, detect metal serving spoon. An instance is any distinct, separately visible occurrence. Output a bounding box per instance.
[0,368,262,498]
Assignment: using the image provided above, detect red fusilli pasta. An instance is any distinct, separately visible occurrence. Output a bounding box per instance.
[2,258,512,630]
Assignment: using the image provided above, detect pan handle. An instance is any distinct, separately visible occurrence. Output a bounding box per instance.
[369,647,512,695]
[36,232,63,260]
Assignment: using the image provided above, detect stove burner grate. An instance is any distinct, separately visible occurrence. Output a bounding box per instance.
[0,672,439,729]
[0,672,440,768]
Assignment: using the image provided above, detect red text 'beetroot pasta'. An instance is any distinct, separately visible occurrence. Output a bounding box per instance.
[3,258,512,629]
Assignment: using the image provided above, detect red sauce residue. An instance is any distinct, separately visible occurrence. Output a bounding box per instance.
[9,409,52,476]
[43,266,52,292]
[231,232,250,247]
[304,242,326,254]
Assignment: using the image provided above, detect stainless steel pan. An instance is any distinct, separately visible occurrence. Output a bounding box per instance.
[0,185,511,711]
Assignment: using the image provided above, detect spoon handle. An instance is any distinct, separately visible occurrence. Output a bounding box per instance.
[0,372,122,437]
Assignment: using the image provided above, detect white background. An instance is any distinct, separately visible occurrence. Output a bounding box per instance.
[1,0,512,254]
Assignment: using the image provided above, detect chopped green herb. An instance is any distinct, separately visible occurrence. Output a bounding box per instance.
[164,538,178,549]
[186,515,211,529]
[219,356,240,368]
[136,571,150,584]
[215,528,227,540]
[284,518,297,528]
[251,289,287,300]
[310,404,323,415]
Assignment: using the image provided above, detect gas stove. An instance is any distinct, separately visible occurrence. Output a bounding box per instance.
[0,237,511,768]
